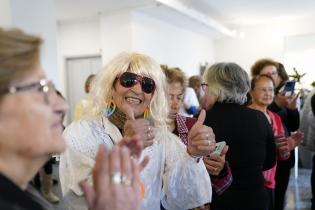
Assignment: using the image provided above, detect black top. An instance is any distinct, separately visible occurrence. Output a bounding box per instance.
[205,102,276,209]
[311,93,315,116]
[0,173,44,210]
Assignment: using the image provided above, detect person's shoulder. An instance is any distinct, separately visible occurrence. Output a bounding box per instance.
[185,116,197,129]
[267,110,281,120]
[177,114,197,130]
[64,117,101,136]
[243,106,268,122]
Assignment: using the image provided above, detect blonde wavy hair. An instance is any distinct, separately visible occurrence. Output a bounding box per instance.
[86,52,169,129]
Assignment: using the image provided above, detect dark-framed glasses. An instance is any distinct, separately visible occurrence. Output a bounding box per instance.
[5,79,56,104]
[119,72,156,94]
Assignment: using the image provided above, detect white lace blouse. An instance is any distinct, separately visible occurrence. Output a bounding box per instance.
[59,117,212,210]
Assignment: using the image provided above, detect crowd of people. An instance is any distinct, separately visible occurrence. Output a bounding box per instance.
[0,26,314,210]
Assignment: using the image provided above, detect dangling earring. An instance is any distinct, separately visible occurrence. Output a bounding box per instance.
[102,99,116,117]
[143,107,151,121]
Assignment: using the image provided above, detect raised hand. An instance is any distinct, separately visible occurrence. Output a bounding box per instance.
[204,145,228,176]
[274,93,288,108]
[287,131,304,150]
[286,92,300,110]
[187,109,216,157]
[122,106,155,149]
[80,145,143,210]
[118,135,143,158]
[275,136,290,159]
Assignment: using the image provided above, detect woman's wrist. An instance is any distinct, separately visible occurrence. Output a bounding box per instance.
[186,147,202,163]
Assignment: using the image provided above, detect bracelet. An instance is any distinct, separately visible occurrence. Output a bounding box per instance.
[186,148,202,163]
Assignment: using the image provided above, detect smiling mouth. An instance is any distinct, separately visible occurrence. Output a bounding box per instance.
[125,97,142,105]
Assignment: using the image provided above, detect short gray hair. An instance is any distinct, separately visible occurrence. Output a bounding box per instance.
[203,62,250,105]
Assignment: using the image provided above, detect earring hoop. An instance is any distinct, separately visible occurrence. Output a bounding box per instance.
[102,99,116,117]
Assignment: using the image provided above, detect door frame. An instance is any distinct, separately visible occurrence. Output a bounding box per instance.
[64,54,102,124]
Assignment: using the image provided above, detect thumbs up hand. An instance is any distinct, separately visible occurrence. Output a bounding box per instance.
[187,109,216,157]
[122,105,155,150]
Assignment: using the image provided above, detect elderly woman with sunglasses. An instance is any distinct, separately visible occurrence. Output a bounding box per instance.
[0,28,143,210]
[60,52,213,210]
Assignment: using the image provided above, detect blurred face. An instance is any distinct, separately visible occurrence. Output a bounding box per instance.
[113,72,154,118]
[0,64,68,158]
[200,83,217,110]
[260,65,281,87]
[250,77,275,107]
[167,82,184,119]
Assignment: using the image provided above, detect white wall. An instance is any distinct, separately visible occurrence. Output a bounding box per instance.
[58,11,215,78]
[0,0,11,27]
[100,11,133,64]
[132,12,214,76]
[214,18,315,74]
[10,0,59,87]
[57,18,101,93]
[283,34,315,89]
[58,18,101,57]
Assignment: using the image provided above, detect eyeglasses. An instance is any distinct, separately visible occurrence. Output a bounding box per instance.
[201,82,208,91]
[4,79,56,104]
[261,72,278,77]
[254,87,274,93]
[119,72,156,94]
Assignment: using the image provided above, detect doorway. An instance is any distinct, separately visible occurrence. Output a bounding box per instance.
[65,56,102,124]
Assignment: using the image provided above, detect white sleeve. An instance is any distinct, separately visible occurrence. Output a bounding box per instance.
[59,119,113,196]
[161,133,212,209]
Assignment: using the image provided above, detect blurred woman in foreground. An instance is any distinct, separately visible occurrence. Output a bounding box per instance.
[0,28,142,210]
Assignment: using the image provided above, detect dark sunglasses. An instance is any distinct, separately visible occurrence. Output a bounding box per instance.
[119,72,156,94]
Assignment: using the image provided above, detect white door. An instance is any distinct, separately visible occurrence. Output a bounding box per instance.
[65,56,102,124]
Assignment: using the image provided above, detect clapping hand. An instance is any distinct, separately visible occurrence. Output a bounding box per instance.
[80,145,149,210]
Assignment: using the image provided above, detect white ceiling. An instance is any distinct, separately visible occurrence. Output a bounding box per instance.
[187,0,315,26]
[56,0,315,32]
[55,0,154,21]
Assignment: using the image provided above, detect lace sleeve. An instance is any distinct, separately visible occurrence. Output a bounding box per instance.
[59,119,114,196]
